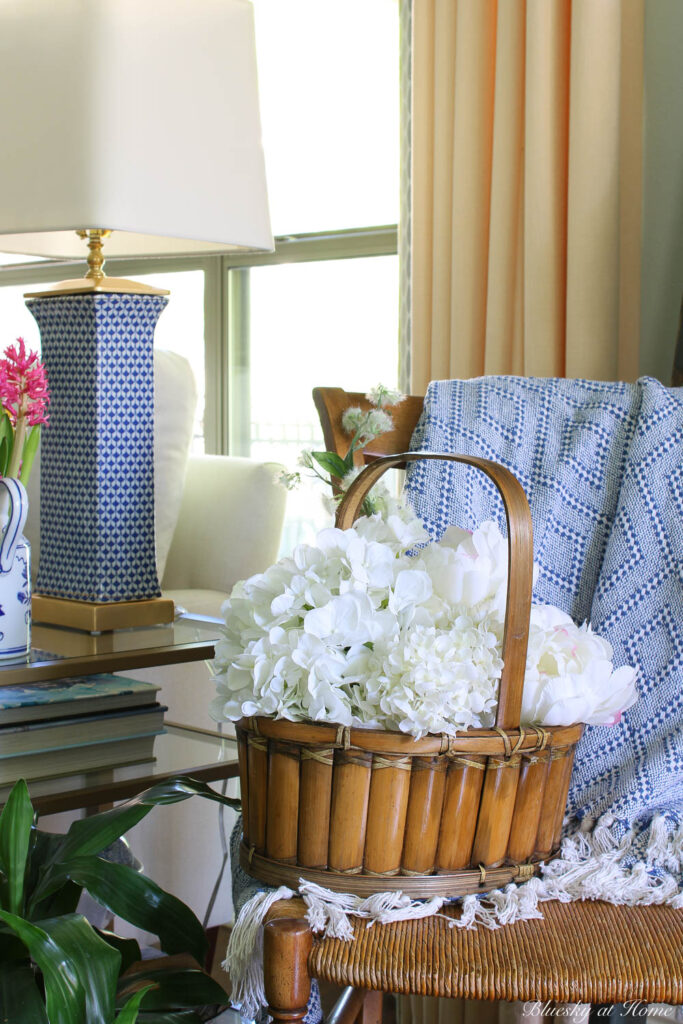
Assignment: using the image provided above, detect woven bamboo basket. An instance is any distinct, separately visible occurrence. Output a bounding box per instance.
[238,452,583,896]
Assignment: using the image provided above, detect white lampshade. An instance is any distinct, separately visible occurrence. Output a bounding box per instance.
[0,0,272,258]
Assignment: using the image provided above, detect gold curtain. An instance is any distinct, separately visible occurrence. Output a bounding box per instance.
[410,0,644,392]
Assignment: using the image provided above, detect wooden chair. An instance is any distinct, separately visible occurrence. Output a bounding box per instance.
[259,387,683,1024]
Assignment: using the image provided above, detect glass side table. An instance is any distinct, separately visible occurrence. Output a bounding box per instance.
[0,614,239,815]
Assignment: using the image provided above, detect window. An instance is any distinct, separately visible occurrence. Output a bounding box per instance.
[225,0,401,546]
[0,261,209,452]
[243,247,399,549]
[0,0,401,551]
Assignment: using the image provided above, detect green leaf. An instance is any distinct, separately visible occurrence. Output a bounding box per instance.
[61,777,238,858]
[0,958,49,1024]
[0,412,14,477]
[117,965,229,1011]
[96,928,142,974]
[65,856,208,963]
[32,879,83,921]
[0,926,29,961]
[23,828,65,911]
[18,425,41,485]
[37,914,120,1024]
[311,450,349,480]
[0,909,86,1024]
[31,778,239,910]
[113,985,156,1024]
[0,779,34,915]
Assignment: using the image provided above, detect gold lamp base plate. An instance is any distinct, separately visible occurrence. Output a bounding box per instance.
[24,275,169,298]
[31,595,176,634]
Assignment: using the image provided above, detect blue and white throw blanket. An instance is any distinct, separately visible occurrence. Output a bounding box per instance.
[405,374,683,905]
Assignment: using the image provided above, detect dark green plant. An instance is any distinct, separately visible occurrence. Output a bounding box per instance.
[0,776,240,1023]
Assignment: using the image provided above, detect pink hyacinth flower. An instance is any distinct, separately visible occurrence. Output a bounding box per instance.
[1,337,50,427]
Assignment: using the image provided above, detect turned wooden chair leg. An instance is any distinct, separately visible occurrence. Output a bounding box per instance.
[264,918,314,1024]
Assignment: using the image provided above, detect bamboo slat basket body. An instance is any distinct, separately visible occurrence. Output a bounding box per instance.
[239,453,583,897]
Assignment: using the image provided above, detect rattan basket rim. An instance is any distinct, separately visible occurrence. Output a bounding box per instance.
[238,715,584,757]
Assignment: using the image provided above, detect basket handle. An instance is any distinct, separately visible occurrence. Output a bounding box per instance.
[335,451,533,730]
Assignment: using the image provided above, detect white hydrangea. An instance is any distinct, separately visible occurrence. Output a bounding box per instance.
[211,505,638,736]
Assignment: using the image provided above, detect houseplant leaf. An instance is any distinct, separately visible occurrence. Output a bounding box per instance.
[0,778,33,914]
[0,959,49,1024]
[0,909,86,1024]
[64,856,208,963]
[96,927,143,974]
[31,776,239,908]
[38,913,120,1024]
[32,879,83,921]
[113,985,155,1024]
[0,927,28,961]
[60,776,239,860]
[23,827,83,917]
[117,964,229,1011]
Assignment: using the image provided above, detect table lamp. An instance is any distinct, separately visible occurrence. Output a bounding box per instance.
[0,0,273,630]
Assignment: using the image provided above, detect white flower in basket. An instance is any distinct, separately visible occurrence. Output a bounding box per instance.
[211,502,638,737]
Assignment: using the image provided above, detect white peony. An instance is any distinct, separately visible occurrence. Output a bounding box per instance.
[521,605,639,726]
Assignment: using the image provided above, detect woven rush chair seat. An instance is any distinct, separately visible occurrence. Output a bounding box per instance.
[263,898,683,1009]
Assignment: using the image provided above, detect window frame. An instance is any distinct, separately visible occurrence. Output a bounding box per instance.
[0,223,398,455]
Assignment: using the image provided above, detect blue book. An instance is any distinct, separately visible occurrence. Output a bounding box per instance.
[0,704,167,762]
[0,674,161,726]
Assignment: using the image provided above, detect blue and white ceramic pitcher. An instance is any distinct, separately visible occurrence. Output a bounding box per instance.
[0,478,31,659]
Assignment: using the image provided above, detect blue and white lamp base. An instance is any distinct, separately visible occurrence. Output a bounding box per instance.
[27,290,168,608]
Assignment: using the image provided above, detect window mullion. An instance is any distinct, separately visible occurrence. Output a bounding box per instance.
[226,266,251,457]
[202,256,224,455]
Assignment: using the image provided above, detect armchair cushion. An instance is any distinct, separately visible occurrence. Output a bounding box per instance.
[161,454,286,594]
[153,349,197,582]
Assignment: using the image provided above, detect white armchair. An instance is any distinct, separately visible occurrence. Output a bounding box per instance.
[162,453,286,618]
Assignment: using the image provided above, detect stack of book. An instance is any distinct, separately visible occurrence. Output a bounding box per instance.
[0,674,166,786]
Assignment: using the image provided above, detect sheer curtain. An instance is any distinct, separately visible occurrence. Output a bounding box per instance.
[409,0,644,392]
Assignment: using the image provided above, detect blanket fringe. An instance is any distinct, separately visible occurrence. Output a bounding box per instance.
[300,880,447,938]
[539,813,683,908]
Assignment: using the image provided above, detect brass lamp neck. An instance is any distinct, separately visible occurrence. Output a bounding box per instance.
[23,229,169,297]
[76,229,112,282]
